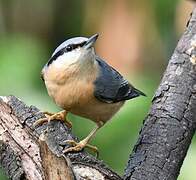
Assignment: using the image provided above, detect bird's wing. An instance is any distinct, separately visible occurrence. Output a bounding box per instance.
[94,57,145,103]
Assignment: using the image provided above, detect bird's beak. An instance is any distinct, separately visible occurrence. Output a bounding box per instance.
[84,34,99,49]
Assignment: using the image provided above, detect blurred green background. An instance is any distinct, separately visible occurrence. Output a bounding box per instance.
[0,0,195,179]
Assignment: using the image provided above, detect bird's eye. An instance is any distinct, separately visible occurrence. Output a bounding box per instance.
[66,45,72,51]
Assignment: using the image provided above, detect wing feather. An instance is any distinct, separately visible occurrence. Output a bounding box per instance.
[94,57,145,103]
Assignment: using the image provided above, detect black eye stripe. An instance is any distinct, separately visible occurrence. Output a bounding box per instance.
[66,45,72,51]
[47,49,64,66]
[79,41,86,47]
[66,41,86,51]
[46,41,87,66]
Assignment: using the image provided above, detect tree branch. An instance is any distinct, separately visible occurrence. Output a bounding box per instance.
[124,8,196,180]
[0,7,195,180]
[0,96,122,180]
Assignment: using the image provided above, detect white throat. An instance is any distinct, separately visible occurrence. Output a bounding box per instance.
[53,50,80,69]
[52,48,95,69]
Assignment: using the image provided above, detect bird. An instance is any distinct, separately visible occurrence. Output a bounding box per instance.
[35,34,145,154]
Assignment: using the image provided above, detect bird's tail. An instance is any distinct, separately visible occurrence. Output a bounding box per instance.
[133,88,146,97]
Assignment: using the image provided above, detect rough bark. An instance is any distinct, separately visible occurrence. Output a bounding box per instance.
[0,96,122,180]
[0,7,195,180]
[124,8,196,180]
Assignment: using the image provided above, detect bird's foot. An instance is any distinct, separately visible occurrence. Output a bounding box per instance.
[63,139,99,157]
[34,110,72,128]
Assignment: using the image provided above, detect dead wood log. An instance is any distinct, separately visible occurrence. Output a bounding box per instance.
[0,96,122,180]
[0,7,196,180]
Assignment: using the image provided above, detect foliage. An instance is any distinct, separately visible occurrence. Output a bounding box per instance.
[0,0,195,179]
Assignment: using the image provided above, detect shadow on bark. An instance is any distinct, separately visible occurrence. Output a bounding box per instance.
[0,8,196,180]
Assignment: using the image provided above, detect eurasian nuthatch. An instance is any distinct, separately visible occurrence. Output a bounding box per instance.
[36,34,145,154]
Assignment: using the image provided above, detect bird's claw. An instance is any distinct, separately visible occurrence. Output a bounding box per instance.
[34,110,72,128]
[42,111,55,116]
[63,139,99,157]
[33,117,48,127]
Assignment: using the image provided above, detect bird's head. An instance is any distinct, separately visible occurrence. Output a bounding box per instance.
[46,34,99,68]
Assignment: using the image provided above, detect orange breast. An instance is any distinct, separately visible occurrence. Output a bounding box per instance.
[43,61,98,110]
[43,61,124,122]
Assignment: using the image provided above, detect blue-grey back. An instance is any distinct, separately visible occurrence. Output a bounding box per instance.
[94,56,145,103]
